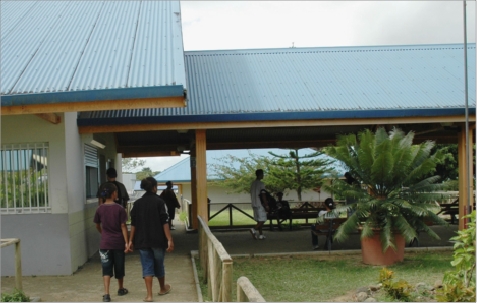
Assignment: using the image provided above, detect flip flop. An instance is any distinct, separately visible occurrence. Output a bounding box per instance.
[143,298,153,302]
[158,284,172,295]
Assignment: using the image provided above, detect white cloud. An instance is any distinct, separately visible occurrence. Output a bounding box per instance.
[180,1,475,51]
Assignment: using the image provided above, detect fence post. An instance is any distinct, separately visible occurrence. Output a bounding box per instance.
[15,240,22,290]
[237,276,266,302]
[222,259,233,302]
[1,239,22,291]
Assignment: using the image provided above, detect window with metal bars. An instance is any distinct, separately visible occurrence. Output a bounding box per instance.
[0,143,50,214]
[85,144,99,200]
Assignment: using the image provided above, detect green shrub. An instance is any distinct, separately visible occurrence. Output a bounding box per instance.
[1,289,30,302]
[436,210,476,302]
[379,268,413,302]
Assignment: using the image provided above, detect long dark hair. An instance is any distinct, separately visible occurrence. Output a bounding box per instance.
[100,182,118,203]
[140,177,158,192]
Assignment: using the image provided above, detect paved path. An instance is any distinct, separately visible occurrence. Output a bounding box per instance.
[1,221,457,302]
[1,220,199,302]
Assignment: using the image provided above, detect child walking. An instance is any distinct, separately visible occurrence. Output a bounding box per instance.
[94,182,130,302]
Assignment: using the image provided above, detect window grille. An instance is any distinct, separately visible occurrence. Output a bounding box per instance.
[85,144,99,199]
[0,143,50,214]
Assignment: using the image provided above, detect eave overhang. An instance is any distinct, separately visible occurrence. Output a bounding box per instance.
[77,107,476,134]
[1,85,186,115]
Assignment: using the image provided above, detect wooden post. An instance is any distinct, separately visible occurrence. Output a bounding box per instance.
[190,151,198,229]
[222,259,233,302]
[15,240,22,290]
[1,239,23,291]
[458,124,475,230]
[207,239,215,300]
[196,129,208,224]
[237,276,266,302]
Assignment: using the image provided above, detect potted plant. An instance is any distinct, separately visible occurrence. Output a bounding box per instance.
[323,127,449,265]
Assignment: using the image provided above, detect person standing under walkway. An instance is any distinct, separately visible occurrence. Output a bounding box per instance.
[94,182,130,302]
[159,181,181,230]
[128,177,174,302]
[97,168,130,212]
[250,169,269,240]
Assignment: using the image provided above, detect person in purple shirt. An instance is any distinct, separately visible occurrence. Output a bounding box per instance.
[94,182,130,302]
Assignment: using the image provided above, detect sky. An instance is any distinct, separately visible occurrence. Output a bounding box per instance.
[138,0,476,173]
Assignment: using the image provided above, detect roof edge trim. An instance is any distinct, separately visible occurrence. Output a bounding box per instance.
[77,108,476,127]
[1,85,185,106]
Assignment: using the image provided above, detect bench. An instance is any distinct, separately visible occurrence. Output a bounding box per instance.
[267,202,323,231]
[437,199,459,224]
[312,217,348,251]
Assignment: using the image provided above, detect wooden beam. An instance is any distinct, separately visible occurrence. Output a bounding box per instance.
[35,113,61,124]
[121,150,182,158]
[206,140,336,150]
[78,115,475,134]
[458,124,475,230]
[190,150,198,229]
[2,96,185,115]
[195,130,208,226]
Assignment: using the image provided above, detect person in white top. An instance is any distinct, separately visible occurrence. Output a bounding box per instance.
[250,169,268,240]
[311,198,336,250]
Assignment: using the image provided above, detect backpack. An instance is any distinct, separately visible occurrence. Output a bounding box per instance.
[259,189,277,212]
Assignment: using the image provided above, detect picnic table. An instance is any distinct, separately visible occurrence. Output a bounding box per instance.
[268,202,323,231]
[436,199,459,224]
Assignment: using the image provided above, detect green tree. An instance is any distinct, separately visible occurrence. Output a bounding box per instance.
[122,158,146,173]
[266,149,335,201]
[136,167,160,180]
[209,149,335,200]
[209,152,270,194]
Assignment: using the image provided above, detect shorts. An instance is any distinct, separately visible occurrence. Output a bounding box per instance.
[253,205,267,222]
[139,247,166,278]
[99,249,125,279]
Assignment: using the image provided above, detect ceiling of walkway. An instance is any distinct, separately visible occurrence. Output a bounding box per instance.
[116,122,467,158]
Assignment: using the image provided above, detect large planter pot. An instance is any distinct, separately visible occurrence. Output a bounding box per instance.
[361,232,405,266]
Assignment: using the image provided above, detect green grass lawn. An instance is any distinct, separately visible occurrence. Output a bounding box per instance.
[197,250,454,302]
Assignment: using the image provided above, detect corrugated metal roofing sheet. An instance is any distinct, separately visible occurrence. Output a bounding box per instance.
[79,43,475,122]
[1,1,186,96]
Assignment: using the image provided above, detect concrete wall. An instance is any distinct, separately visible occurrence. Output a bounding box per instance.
[177,182,333,209]
[1,214,71,275]
[1,114,116,276]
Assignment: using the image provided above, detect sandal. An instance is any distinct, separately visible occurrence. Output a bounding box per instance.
[118,288,129,296]
[158,284,172,295]
[102,294,111,302]
[143,298,153,302]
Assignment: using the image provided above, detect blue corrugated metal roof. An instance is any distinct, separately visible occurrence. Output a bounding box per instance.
[1,1,186,102]
[78,43,475,125]
[152,149,343,183]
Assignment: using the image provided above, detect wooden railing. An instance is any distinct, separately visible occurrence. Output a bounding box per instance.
[237,276,266,302]
[198,215,233,302]
[1,238,22,290]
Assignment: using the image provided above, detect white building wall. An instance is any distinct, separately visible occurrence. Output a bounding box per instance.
[1,114,118,275]
[1,114,74,275]
[178,182,334,210]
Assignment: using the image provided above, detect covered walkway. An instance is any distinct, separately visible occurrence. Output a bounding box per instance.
[0,220,457,302]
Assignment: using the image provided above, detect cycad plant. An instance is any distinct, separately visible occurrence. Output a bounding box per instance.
[323,127,449,252]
